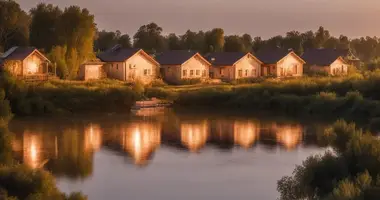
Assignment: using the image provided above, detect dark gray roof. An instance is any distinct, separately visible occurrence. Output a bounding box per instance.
[97,47,140,62]
[255,49,291,64]
[205,52,247,66]
[302,49,346,66]
[1,47,37,60]
[155,50,198,65]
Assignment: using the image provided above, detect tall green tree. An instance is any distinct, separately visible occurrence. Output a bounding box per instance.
[180,30,205,52]
[133,22,166,53]
[315,26,331,48]
[224,35,245,52]
[242,34,253,52]
[29,3,62,52]
[0,0,30,50]
[167,33,181,50]
[94,30,119,52]
[57,6,96,79]
[118,34,132,48]
[283,31,303,54]
[205,28,225,52]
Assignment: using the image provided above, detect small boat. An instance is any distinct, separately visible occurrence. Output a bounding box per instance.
[131,98,172,116]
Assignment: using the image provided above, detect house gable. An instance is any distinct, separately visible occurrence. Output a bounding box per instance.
[278,52,306,65]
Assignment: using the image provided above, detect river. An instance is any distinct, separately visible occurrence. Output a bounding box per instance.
[8,109,328,200]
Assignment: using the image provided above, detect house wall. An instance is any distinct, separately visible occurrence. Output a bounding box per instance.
[3,60,22,76]
[211,65,234,81]
[161,65,181,84]
[106,52,158,84]
[330,59,348,75]
[234,55,261,79]
[181,56,210,80]
[124,52,158,84]
[22,52,47,76]
[276,53,303,77]
[78,64,104,80]
[309,65,330,74]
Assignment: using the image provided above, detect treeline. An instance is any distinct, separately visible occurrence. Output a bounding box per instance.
[3,0,380,79]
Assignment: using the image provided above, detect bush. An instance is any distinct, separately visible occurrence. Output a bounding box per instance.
[149,79,167,87]
[230,77,266,84]
[179,78,202,85]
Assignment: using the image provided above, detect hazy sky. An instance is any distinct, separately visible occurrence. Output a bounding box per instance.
[17,0,380,38]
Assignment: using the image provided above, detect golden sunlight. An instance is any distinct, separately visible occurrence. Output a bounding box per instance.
[26,61,38,74]
[23,133,42,169]
[122,123,161,165]
[180,121,208,152]
[275,125,302,150]
[234,121,259,149]
[84,124,102,152]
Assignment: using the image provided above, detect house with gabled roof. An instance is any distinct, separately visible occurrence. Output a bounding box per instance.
[97,45,160,84]
[302,48,349,75]
[0,46,52,80]
[156,50,211,84]
[205,52,263,81]
[255,49,305,77]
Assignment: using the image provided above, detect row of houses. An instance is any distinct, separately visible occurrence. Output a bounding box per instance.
[0,45,360,84]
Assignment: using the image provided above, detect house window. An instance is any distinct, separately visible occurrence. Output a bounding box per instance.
[116,64,119,70]
[252,69,256,76]
[190,70,194,76]
[294,64,297,74]
[245,69,248,76]
[148,69,151,75]
[196,70,200,76]
[220,68,224,75]
[144,69,148,75]
[238,69,243,77]
[183,70,187,77]
[202,70,206,77]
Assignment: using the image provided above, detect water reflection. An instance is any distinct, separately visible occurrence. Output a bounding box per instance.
[9,111,326,180]
[180,121,208,152]
[121,123,161,165]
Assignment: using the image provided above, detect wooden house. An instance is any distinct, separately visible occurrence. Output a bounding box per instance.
[255,49,305,77]
[78,58,106,80]
[97,46,159,84]
[156,50,211,84]
[206,52,263,81]
[302,49,349,75]
[0,47,52,81]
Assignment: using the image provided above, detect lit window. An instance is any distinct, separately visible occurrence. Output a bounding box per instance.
[220,68,223,75]
[196,70,200,76]
[190,70,194,76]
[183,70,187,77]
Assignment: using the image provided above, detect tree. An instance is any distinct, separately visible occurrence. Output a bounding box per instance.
[133,22,166,53]
[0,0,30,50]
[252,37,263,53]
[224,35,245,52]
[205,28,225,52]
[167,33,181,50]
[49,45,68,79]
[94,30,119,52]
[29,3,62,52]
[242,34,253,52]
[283,31,303,54]
[301,30,317,50]
[118,34,132,48]
[315,26,331,48]
[180,30,205,52]
[56,6,96,79]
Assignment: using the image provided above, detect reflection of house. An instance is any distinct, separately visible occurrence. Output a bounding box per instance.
[180,120,209,152]
[275,125,303,149]
[0,47,52,81]
[233,121,260,149]
[302,49,349,75]
[206,52,262,81]
[256,49,305,77]
[120,122,161,165]
[97,46,160,84]
[156,50,211,84]
[84,124,102,152]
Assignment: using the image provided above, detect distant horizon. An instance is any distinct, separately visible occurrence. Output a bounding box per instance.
[17,0,380,39]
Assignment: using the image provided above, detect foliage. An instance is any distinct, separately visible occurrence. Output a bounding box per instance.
[133,22,166,54]
[278,120,380,200]
[29,3,62,52]
[0,0,30,50]
[205,28,224,52]
[94,30,131,52]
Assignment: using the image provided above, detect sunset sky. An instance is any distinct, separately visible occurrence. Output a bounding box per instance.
[18,0,380,38]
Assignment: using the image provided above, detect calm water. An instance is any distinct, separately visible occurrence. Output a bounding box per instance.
[9,110,328,200]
